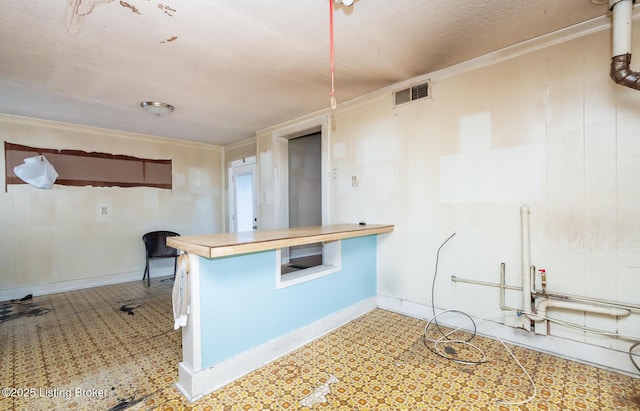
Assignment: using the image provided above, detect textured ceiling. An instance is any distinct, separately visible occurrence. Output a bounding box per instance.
[0,0,611,146]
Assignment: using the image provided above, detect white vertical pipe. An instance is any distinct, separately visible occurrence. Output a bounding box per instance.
[611,0,633,56]
[517,203,632,325]
[520,205,532,314]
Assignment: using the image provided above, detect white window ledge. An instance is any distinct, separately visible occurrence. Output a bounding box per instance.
[275,240,341,289]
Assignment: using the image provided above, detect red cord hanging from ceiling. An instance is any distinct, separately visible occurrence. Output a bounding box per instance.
[329,0,336,110]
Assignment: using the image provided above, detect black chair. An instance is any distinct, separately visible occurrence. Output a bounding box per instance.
[142,231,180,286]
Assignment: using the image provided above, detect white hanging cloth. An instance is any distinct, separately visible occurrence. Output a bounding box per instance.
[172,253,190,330]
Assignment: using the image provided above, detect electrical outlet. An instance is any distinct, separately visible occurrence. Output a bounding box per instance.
[96,203,111,221]
[332,168,338,179]
[351,176,358,187]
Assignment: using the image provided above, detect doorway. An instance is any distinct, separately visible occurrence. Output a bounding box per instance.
[284,132,322,271]
[228,157,257,232]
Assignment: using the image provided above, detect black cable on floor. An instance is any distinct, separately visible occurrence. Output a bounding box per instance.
[630,342,640,373]
[423,232,485,364]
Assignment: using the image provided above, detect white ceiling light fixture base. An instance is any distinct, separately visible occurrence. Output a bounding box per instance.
[140,101,174,116]
[335,0,354,6]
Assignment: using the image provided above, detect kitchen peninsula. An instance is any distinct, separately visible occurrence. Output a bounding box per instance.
[167,223,394,401]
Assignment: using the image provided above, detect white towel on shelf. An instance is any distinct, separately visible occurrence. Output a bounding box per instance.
[172,253,190,330]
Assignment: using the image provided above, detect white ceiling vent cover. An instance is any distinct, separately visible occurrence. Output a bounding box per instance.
[394,80,431,107]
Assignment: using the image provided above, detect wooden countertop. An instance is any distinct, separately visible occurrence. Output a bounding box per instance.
[166,224,394,258]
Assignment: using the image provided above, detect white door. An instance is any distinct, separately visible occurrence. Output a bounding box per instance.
[229,157,257,232]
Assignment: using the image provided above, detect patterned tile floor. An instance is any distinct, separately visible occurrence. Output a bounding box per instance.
[1,277,638,410]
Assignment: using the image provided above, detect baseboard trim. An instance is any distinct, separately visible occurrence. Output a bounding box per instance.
[377,294,639,377]
[176,296,377,402]
[0,267,175,302]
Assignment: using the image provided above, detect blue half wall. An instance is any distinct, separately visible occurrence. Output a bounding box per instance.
[199,235,377,368]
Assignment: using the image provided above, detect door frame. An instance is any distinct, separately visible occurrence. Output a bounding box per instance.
[287,132,323,260]
[273,116,330,229]
[273,116,330,264]
[228,156,257,232]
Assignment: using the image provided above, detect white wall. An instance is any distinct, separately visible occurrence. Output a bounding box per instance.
[257,18,640,374]
[0,114,223,300]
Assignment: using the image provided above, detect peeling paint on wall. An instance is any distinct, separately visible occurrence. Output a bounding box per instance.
[119,0,141,15]
[158,3,176,17]
[160,35,178,43]
[68,0,114,17]
[66,0,115,33]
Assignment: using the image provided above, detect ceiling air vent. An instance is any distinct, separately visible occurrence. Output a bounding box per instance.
[394,80,431,107]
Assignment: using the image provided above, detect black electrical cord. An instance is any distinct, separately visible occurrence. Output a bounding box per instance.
[430,232,457,321]
[423,232,485,365]
[630,342,640,373]
[422,232,539,405]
